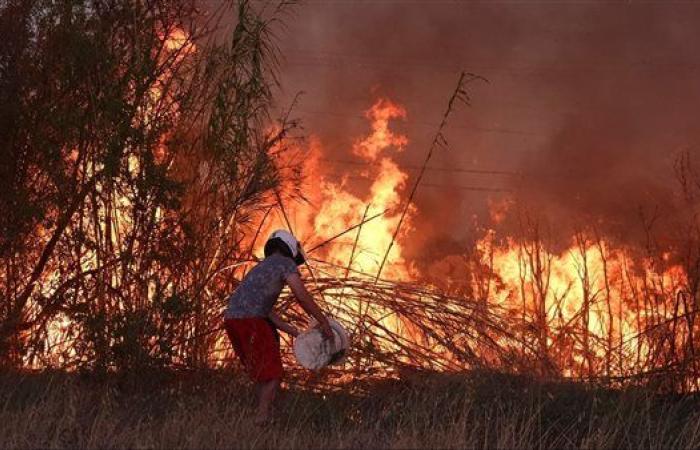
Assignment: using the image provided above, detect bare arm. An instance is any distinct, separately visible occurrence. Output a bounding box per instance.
[285,273,334,341]
[268,311,299,337]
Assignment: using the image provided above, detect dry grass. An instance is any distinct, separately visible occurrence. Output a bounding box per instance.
[1,370,700,449]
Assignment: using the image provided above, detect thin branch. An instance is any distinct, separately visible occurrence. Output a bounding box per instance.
[374,71,487,282]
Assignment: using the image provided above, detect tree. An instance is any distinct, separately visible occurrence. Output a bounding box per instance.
[0,0,301,371]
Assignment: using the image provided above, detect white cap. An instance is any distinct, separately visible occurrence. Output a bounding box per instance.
[268,229,306,265]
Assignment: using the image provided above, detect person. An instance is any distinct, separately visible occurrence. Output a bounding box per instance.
[224,229,334,425]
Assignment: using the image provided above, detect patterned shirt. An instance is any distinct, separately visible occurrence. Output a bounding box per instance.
[225,253,300,319]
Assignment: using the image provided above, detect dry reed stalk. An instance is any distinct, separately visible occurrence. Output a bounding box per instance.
[374,71,487,282]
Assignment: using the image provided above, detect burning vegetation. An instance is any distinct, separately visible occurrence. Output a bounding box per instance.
[1,0,700,396]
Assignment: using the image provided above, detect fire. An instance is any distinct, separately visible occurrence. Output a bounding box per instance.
[246,98,418,366]
[266,97,692,380]
[471,229,688,376]
[33,65,696,386]
[31,27,198,369]
[353,99,408,160]
[151,27,196,164]
[269,98,414,281]
[163,28,192,53]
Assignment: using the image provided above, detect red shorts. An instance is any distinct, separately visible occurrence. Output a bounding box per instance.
[224,317,283,382]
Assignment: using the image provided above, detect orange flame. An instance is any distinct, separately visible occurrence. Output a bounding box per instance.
[267,98,414,280]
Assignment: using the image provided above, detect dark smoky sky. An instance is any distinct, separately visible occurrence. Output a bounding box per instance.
[230,1,700,256]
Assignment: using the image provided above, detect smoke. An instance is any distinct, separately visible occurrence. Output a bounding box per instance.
[510,3,700,248]
[238,2,700,260]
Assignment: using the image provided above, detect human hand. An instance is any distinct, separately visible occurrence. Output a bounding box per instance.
[328,349,346,365]
[317,320,335,346]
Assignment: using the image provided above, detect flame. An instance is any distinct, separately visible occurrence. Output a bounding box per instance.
[163,28,192,53]
[266,97,691,379]
[488,198,512,225]
[30,27,197,369]
[469,230,688,375]
[151,27,196,165]
[32,61,697,384]
[353,99,408,160]
[266,98,414,280]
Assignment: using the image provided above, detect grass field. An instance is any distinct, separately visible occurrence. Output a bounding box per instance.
[1,370,700,449]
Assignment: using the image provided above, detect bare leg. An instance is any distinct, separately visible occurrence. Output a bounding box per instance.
[255,379,279,425]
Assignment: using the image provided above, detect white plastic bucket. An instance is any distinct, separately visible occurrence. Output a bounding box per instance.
[293,318,349,370]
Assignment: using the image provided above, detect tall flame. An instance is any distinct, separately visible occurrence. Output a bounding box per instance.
[270,98,414,280]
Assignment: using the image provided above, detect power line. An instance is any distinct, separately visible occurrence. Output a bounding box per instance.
[338,174,513,193]
[288,49,700,71]
[280,0,695,3]
[284,47,680,69]
[288,89,557,115]
[283,51,700,75]
[420,183,512,193]
[322,157,520,176]
[294,108,541,137]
